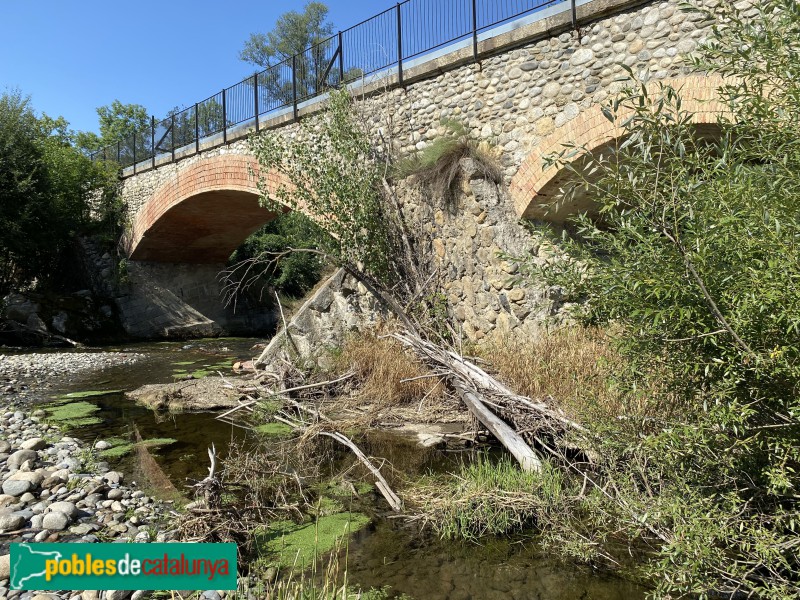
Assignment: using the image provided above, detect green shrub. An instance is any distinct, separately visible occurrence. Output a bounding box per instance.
[510,1,800,596]
[229,211,323,298]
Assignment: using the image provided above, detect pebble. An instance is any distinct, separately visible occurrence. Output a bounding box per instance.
[0,399,172,599]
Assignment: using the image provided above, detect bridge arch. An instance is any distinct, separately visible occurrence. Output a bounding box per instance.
[509,75,730,223]
[128,154,290,263]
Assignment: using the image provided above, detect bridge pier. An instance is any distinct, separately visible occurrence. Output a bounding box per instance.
[114,260,275,339]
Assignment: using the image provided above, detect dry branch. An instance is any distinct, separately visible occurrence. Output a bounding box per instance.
[389,331,590,470]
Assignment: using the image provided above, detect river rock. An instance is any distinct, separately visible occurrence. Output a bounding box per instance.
[20,437,47,451]
[103,471,123,485]
[105,591,132,600]
[0,513,25,531]
[107,488,124,500]
[42,511,70,531]
[7,448,38,469]
[0,553,9,579]
[47,501,78,518]
[128,377,243,411]
[0,441,11,453]
[0,494,17,507]
[2,479,33,497]
[94,440,111,450]
[9,470,44,487]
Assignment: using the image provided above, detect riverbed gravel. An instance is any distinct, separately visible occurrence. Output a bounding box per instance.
[0,351,247,600]
[1,352,143,392]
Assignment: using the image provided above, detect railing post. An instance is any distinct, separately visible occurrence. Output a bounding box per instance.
[254,73,260,132]
[472,0,479,62]
[171,113,176,162]
[132,133,136,175]
[396,3,404,86]
[151,116,156,170]
[338,31,344,85]
[195,103,200,154]
[222,88,227,144]
[571,0,577,28]
[292,55,298,121]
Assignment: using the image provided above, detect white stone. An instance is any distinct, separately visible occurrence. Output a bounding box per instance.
[42,511,70,531]
[570,48,594,66]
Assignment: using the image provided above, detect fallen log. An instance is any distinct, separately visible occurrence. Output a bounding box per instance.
[453,380,542,473]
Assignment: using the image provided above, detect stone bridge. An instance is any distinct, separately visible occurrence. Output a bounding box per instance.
[115,0,726,340]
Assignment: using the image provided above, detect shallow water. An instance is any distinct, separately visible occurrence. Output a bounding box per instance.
[17,339,646,599]
[36,338,261,488]
[345,522,643,600]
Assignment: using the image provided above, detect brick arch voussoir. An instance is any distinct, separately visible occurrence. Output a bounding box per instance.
[128,154,290,256]
[509,75,731,219]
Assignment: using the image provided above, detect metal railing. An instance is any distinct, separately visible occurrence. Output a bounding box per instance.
[90,0,569,174]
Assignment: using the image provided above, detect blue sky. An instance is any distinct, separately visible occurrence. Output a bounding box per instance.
[0,0,384,135]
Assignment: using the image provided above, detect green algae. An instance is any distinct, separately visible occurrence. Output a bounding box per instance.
[44,401,102,428]
[255,512,370,568]
[58,390,122,400]
[99,444,133,459]
[99,437,177,461]
[254,422,294,437]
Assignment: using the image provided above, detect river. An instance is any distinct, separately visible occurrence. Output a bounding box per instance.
[2,338,645,600]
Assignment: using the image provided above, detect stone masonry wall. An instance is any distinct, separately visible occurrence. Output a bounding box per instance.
[122,0,716,214]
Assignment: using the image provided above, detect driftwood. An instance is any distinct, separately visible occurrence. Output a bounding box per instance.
[190,444,222,508]
[453,380,542,472]
[215,371,355,421]
[390,331,588,471]
[318,430,403,511]
[223,392,403,512]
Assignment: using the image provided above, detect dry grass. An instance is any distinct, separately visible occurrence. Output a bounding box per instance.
[336,332,444,408]
[479,326,628,423]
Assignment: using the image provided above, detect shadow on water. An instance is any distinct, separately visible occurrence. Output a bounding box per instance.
[344,521,645,600]
[28,338,645,599]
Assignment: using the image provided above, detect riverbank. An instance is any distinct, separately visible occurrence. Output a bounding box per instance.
[0,351,245,600]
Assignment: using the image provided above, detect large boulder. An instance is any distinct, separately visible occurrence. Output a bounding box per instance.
[127,378,244,411]
[6,448,38,469]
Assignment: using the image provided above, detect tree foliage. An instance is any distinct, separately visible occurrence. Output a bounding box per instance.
[230,211,324,298]
[240,2,334,69]
[0,91,118,293]
[514,1,800,596]
[250,89,390,280]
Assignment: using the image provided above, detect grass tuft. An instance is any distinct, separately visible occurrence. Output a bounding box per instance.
[394,119,502,207]
[410,456,569,542]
